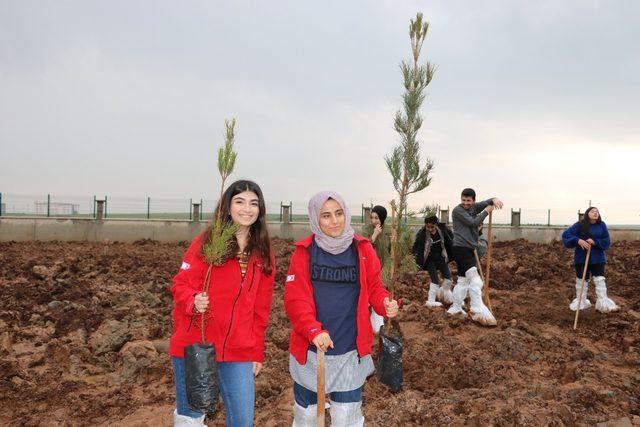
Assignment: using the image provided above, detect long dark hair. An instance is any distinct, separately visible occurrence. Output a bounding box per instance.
[580,206,602,235]
[201,180,272,274]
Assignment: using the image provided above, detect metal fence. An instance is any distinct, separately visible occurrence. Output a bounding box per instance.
[0,192,619,226]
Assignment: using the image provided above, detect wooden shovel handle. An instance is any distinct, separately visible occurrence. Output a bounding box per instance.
[317,350,326,426]
[573,245,592,330]
[483,211,493,310]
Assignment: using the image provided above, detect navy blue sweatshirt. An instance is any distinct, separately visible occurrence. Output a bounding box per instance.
[310,239,359,355]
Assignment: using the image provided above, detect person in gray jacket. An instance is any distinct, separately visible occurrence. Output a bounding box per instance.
[446,188,503,326]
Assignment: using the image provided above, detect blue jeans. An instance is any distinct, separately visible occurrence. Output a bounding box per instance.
[172,357,255,426]
[293,382,362,408]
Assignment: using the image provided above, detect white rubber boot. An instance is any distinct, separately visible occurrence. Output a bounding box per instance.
[439,278,455,305]
[593,276,619,313]
[446,277,468,316]
[425,283,443,308]
[329,401,364,427]
[569,277,592,311]
[467,267,497,326]
[293,403,317,427]
[173,410,205,427]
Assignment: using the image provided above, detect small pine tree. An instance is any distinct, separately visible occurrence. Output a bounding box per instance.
[203,119,239,266]
[198,118,239,341]
[385,13,435,297]
[419,203,439,219]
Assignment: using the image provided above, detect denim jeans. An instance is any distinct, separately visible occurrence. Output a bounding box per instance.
[172,357,255,426]
[293,382,363,408]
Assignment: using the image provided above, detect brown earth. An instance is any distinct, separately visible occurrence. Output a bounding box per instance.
[0,238,639,426]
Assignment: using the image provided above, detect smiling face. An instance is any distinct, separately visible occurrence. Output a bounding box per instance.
[319,198,346,238]
[461,196,475,210]
[426,222,436,234]
[230,191,260,227]
[370,212,381,227]
[588,208,600,222]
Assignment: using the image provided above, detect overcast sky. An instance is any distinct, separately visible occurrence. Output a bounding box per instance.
[1,1,639,223]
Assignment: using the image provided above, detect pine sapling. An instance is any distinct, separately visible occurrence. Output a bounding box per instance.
[199,118,239,341]
[385,12,436,299]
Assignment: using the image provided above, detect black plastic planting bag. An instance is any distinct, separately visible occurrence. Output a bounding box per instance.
[377,331,403,393]
[184,343,219,413]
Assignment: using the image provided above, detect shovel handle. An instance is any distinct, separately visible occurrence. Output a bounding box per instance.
[573,246,592,330]
[484,211,493,311]
[317,350,326,426]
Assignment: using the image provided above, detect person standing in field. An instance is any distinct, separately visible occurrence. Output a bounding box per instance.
[363,205,391,267]
[446,188,502,326]
[284,191,399,426]
[363,205,391,333]
[412,215,454,307]
[169,180,275,427]
[562,206,619,313]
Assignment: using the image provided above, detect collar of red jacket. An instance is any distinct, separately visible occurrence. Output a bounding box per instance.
[294,233,369,248]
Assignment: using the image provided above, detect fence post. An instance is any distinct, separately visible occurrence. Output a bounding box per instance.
[363,206,372,225]
[282,204,291,224]
[95,200,105,220]
[192,203,201,223]
[189,198,193,220]
[510,208,521,227]
[439,208,449,225]
[547,209,551,227]
[147,197,151,219]
[47,194,50,217]
[578,210,584,222]
[0,192,3,217]
[104,196,108,219]
[200,199,203,221]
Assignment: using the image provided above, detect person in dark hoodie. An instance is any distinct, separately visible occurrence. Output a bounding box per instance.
[412,215,454,307]
[562,206,619,313]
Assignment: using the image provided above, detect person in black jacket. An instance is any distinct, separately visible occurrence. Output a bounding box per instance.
[412,215,454,307]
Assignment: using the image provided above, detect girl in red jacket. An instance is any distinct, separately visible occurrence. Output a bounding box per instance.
[284,191,399,426]
[169,180,275,427]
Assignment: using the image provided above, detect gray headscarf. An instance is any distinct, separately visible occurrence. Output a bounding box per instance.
[308,191,355,255]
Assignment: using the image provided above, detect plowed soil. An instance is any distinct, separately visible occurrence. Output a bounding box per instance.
[1,238,639,426]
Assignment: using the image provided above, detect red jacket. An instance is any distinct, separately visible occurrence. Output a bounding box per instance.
[169,233,275,362]
[284,234,389,365]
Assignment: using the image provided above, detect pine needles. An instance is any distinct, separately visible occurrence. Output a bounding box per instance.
[203,118,239,267]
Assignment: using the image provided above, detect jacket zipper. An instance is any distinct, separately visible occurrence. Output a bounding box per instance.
[186,316,194,333]
[221,260,256,359]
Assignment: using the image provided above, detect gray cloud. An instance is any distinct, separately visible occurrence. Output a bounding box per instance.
[1,0,638,223]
